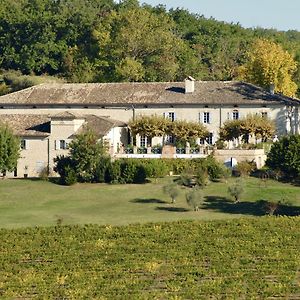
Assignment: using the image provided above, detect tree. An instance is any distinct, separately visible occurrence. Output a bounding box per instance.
[186,188,204,211]
[266,135,300,178]
[67,129,106,182]
[239,39,298,97]
[228,179,244,203]
[163,183,180,203]
[129,115,168,146]
[219,115,275,145]
[170,120,208,146]
[219,120,243,142]
[0,124,20,175]
[101,6,196,82]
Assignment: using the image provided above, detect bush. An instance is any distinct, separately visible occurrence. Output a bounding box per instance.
[228,179,244,202]
[54,156,75,185]
[175,173,195,187]
[140,159,169,179]
[266,135,300,179]
[204,156,227,181]
[106,160,121,184]
[186,188,204,211]
[64,166,77,186]
[94,156,111,183]
[163,183,180,203]
[234,161,256,177]
[195,169,209,188]
[133,165,147,184]
[39,166,50,181]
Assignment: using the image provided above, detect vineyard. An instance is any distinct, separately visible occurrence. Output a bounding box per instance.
[0,218,299,299]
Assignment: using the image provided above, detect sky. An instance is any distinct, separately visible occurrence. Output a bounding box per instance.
[139,0,300,32]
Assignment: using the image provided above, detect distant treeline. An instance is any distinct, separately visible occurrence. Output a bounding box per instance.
[1,0,300,94]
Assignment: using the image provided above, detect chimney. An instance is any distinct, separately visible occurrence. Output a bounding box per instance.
[269,84,275,95]
[185,76,195,93]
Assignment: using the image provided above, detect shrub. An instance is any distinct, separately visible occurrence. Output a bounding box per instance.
[175,173,195,187]
[133,165,147,184]
[228,179,244,203]
[54,155,75,185]
[39,166,50,181]
[204,156,227,181]
[64,166,77,186]
[215,139,226,149]
[94,156,111,183]
[121,159,137,183]
[141,159,169,179]
[195,169,209,188]
[106,160,121,184]
[266,135,300,178]
[163,183,180,203]
[186,188,204,211]
[234,161,256,177]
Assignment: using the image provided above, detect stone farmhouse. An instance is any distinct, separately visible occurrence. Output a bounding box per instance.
[0,77,299,177]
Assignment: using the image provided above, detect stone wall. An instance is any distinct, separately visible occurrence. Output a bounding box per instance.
[213,149,267,168]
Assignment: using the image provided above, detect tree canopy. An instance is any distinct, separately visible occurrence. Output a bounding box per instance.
[1,0,300,95]
[266,135,300,178]
[129,115,208,145]
[219,114,275,144]
[0,123,20,174]
[239,39,298,97]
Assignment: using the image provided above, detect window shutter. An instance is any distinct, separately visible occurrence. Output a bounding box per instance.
[163,112,167,118]
[173,112,176,121]
[25,140,28,150]
[199,112,203,123]
[209,112,212,124]
[55,140,60,150]
[227,112,231,120]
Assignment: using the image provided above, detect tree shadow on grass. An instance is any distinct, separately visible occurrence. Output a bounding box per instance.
[155,207,189,212]
[131,198,168,204]
[203,196,265,216]
[203,196,300,217]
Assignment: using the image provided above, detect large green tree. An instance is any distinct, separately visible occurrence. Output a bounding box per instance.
[0,124,20,175]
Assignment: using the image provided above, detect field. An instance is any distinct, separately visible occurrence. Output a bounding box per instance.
[0,218,299,299]
[0,177,299,228]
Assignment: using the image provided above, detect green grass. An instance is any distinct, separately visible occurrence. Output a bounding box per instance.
[0,218,299,298]
[0,177,299,228]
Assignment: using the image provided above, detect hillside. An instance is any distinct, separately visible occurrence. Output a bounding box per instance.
[1,0,300,95]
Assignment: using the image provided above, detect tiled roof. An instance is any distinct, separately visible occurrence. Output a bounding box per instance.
[0,115,50,137]
[77,115,127,136]
[0,113,126,137]
[0,81,297,106]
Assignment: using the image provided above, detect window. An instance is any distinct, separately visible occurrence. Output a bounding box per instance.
[59,140,68,149]
[206,133,213,145]
[56,140,68,150]
[140,136,147,148]
[165,135,175,144]
[261,112,268,118]
[232,110,239,120]
[165,112,175,122]
[20,139,26,150]
[203,112,210,124]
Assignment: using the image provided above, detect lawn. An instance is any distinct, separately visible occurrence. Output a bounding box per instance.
[0,177,299,228]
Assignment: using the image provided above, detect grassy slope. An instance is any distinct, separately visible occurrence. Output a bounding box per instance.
[0,218,299,298]
[0,177,299,228]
